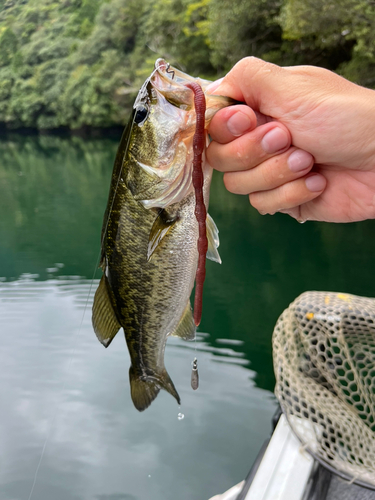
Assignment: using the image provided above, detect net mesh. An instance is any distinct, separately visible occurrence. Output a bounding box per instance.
[273,291,375,486]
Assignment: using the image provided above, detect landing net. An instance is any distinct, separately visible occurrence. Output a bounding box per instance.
[273,291,375,487]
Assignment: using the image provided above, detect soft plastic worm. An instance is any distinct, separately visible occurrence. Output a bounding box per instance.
[185,82,207,327]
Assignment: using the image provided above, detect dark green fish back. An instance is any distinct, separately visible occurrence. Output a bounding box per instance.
[93,117,197,410]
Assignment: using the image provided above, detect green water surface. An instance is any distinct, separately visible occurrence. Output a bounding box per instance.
[1,135,375,500]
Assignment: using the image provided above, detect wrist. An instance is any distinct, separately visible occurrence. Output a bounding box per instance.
[355,86,375,169]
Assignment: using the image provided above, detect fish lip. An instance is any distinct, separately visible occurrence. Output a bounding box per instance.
[133,59,216,117]
[154,58,212,91]
[134,59,235,116]
[132,59,195,115]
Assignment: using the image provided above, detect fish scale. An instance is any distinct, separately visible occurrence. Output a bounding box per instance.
[92,59,234,411]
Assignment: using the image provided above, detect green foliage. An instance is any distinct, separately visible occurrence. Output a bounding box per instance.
[208,0,282,71]
[278,0,375,79]
[138,0,214,76]
[1,0,375,130]
[0,27,18,66]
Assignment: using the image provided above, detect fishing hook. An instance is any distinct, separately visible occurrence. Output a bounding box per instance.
[166,63,175,80]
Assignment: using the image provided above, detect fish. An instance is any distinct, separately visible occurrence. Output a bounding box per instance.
[92,59,233,412]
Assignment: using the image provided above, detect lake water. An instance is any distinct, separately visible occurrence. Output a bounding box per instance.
[1,135,375,500]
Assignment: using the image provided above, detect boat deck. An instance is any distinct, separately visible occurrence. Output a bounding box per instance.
[238,413,375,500]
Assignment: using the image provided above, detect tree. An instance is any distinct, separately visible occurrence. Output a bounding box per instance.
[0,27,18,66]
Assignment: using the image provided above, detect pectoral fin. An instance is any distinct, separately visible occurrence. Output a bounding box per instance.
[147,209,178,261]
[92,275,121,347]
[206,213,221,264]
[170,301,196,341]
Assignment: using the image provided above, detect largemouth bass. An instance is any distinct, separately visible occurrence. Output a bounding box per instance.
[92,59,233,412]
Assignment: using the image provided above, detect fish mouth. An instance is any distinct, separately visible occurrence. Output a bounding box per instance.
[134,58,235,116]
[147,58,210,112]
[154,58,211,90]
[152,59,237,121]
[133,59,212,114]
[133,59,200,115]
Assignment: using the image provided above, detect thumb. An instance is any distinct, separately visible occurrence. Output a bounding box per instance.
[208,57,297,118]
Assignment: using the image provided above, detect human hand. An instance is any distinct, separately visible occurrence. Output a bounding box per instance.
[206,57,375,222]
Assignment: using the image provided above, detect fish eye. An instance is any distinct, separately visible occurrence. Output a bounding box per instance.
[134,105,149,124]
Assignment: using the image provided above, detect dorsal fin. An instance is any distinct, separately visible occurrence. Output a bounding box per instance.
[92,275,121,347]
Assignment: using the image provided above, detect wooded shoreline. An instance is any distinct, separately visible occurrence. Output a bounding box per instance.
[0,0,372,131]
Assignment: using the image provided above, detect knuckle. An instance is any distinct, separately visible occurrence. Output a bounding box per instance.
[261,160,278,186]
[223,173,236,193]
[249,192,263,211]
[206,143,223,171]
[229,141,251,169]
[232,57,282,90]
[241,56,273,73]
[224,172,250,195]
[281,182,298,207]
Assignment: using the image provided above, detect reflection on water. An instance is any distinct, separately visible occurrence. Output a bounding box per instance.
[2,135,375,499]
[0,277,274,500]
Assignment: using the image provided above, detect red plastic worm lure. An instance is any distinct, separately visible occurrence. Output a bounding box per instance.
[185,82,207,327]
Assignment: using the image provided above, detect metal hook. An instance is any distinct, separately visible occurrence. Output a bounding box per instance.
[166,63,175,80]
[192,357,198,371]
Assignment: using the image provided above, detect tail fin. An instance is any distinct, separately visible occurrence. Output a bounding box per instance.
[129,366,181,412]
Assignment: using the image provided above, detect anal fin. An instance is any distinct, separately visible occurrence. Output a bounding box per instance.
[170,301,196,341]
[92,275,121,347]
